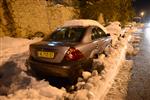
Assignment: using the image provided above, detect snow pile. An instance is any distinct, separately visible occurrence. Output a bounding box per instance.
[0,72,65,100]
[125,27,137,34]
[0,37,66,100]
[124,22,139,34]
[0,37,42,65]
[105,21,122,46]
[106,21,121,36]
[104,60,133,100]
[127,33,141,56]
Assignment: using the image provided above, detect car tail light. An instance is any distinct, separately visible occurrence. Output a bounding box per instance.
[65,47,84,61]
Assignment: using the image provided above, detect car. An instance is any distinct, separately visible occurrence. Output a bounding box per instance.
[27,19,111,81]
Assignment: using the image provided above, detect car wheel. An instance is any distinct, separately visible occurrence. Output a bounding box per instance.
[90,51,105,74]
[25,62,43,79]
[68,69,81,84]
[25,62,37,77]
[27,66,38,77]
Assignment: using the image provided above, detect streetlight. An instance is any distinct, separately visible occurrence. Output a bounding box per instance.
[140,11,145,22]
[140,11,145,17]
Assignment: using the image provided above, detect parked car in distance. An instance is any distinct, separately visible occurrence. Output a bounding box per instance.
[27,19,111,81]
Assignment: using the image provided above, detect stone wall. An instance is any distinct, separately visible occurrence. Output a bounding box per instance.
[0,1,5,37]
[47,4,79,31]
[0,0,16,37]
[0,0,79,38]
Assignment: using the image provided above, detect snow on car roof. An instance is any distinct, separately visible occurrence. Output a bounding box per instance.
[63,19,108,33]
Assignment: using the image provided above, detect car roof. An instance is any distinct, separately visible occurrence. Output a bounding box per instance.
[62,19,108,33]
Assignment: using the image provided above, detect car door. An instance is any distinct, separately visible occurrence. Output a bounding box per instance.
[91,26,111,54]
[77,27,103,58]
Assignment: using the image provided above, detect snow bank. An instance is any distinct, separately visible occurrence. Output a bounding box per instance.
[104,60,133,100]
[127,33,141,56]
[0,37,66,100]
[0,37,42,65]
[105,21,121,36]
[105,21,122,46]
[0,72,65,100]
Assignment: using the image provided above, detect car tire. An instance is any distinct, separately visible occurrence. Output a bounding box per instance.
[68,70,80,84]
[25,61,44,79]
[25,61,37,77]
[90,51,105,74]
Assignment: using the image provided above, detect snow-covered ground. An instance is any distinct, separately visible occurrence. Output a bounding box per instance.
[105,28,143,100]
[104,60,133,100]
[0,37,66,100]
[0,37,42,65]
[0,22,138,100]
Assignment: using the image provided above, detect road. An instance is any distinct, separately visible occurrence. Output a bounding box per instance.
[126,26,150,100]
[105,26,150,100]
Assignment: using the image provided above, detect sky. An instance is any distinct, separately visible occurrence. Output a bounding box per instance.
[133,0,150,20]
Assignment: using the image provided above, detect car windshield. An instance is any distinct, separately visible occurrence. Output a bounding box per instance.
[44,27,87,42]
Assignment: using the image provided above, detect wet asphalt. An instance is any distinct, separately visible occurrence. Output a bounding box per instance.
[126,26,150,100]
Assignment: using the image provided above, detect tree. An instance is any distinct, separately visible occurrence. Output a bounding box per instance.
[118,0,135,24]
[78,0,135,24]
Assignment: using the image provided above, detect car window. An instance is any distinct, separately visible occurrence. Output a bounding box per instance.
[97,27,108,37]
[91,28,101,40]
[44,27,87,42]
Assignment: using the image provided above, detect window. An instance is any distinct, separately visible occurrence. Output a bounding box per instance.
[97,27,107,37]
[91,27,107,40]
[44,27,87,42]
[91,28,101,40]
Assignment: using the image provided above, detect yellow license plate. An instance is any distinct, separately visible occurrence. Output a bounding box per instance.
[37,51,54,58]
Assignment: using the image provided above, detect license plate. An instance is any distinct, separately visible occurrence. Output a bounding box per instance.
[37,51,54,58]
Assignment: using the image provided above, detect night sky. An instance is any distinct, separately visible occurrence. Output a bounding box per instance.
[133,0,150,21]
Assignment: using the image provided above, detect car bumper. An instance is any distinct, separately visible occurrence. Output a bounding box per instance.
[27,57,84,78]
